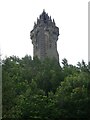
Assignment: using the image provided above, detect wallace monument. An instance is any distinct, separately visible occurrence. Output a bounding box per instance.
[30,10,59,62]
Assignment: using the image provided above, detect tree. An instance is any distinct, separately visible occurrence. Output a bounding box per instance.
[2,56,90,119]
[55,72,90,118]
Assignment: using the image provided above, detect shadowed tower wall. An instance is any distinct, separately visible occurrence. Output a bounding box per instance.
[30,10,59,61]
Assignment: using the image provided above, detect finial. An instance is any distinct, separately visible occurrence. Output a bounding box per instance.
[43,9,45,13]
[49,16,52,22]
[53,19,55,25]
[37,17,40,24]
[34,22,37,28]
[50,16,51,20]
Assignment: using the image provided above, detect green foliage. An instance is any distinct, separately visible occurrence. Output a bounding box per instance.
[2,56,90,119]
[55,72,90,118]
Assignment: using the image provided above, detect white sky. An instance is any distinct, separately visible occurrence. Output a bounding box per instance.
[0,0,88,65]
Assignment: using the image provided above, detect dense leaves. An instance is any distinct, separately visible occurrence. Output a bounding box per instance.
[2,55,90,119]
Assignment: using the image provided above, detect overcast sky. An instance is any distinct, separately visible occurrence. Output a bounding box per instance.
[0,0,88,65]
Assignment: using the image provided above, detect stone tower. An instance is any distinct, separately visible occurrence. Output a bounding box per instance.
[30,10,59,61]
